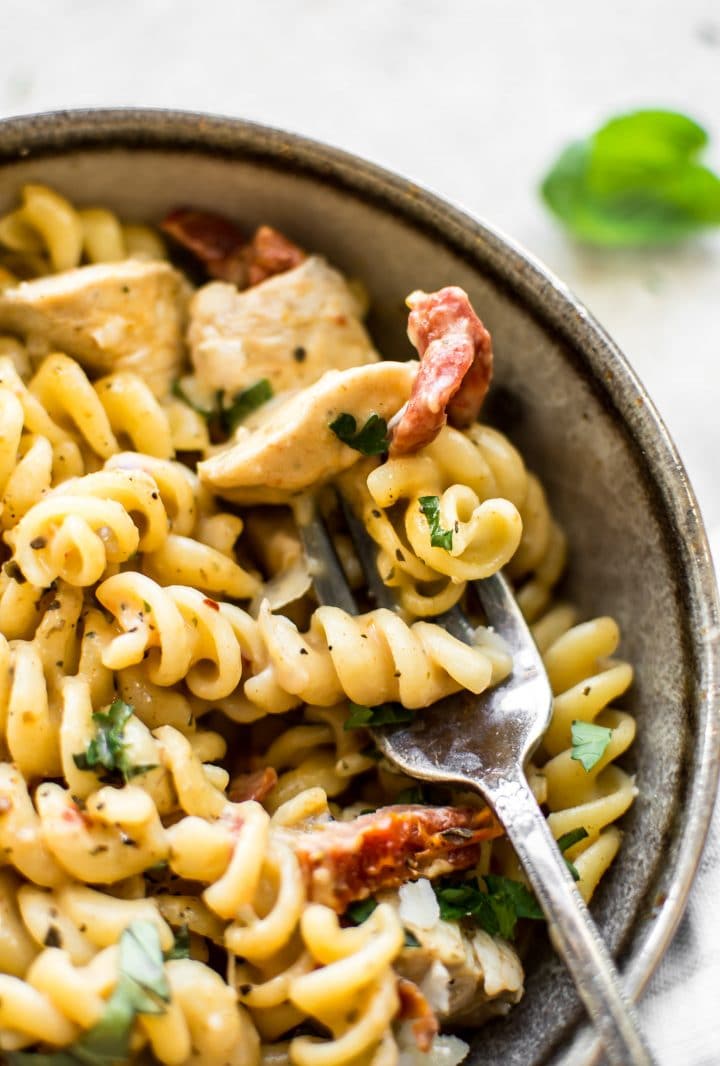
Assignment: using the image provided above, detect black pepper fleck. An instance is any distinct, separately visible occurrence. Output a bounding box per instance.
[43,925,62,948]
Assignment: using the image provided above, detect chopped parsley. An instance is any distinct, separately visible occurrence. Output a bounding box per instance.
[72,699,157,786]
[434,874,543,940]
[345,898,377,924]
[345,897,420,947]
[418,495,453,551]
[221,378,273,433]
[557,826,590,882]
[163,924,190,960]
[570,720,613,772]
[8,921,169,1066]
[172,377,273,436]
[328,412,390,455]
[344,701,414,731]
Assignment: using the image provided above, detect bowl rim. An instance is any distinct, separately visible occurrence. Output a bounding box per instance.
[0,105,718,1050]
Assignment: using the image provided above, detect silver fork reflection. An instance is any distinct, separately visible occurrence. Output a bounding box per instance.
[297,496,656,1066]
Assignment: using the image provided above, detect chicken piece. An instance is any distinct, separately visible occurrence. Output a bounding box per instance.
[389,286,493,456]
[198,360,417,504]
[393,898,524,1025]
[0,259,187,397]
[187,256,379,395]
[284,804,502,912]
[162,208,306,288]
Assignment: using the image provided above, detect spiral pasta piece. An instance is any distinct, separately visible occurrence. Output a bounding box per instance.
[259,705,377,813]
[0,184,165,276]
[289,904,403,1066]
[6,468,170,587]
[0,360,87,531]
[0,195,641,1063]
[97,573,508,711]
[531,609,636,902]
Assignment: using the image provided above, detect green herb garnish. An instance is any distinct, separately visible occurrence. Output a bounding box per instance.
[570,720,613,772]
[557,826,590,882]
[344,702,414,731]
[163,924,190,960]
[346,897,420,947]
[434,874,543,941]
[73,699,157,786]
[346,898,378,924]
[8,921,169,1066]
[418,495,453,551]
[172,377,272,435]
[328,412,390,455]
[171,378,214,418]
[541,109,720,247]
[221,378,273,434]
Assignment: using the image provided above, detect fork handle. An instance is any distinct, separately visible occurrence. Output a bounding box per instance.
[485,770,656,1066]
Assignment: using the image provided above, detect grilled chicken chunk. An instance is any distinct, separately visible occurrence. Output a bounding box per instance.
[187,256,379,395]
[392,890,524,1025]
[198,361,417,503]
[0,259,187,397]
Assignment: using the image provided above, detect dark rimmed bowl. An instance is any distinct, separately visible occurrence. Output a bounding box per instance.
[0,109,717,1066]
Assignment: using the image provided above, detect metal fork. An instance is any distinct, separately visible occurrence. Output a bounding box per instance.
[298,498,656,1066]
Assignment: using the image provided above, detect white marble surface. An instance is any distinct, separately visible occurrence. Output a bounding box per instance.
[0,1,719,1061]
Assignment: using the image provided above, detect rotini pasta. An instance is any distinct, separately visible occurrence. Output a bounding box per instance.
[0,185,638,1066]
[95,572,507,709]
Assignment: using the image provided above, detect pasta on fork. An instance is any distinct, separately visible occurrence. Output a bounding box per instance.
[0,186,637,1066]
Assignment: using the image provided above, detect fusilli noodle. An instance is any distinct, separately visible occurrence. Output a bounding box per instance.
[0,183,638,1066]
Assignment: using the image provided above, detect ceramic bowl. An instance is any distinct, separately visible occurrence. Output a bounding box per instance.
[0,109,717,1066]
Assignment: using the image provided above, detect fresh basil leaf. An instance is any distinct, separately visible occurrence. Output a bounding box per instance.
[541,109,720,246]
[395,785,425,805]
[418,496,453,551]
[571,720,613,772]
[163,923,190,961]
[221,379,273,434]
[343,701,414,731]
[557,827,589,882]
[72,699,154,786]
[328,412,390,455]
[116,920,170,1014]
[8,921,169,1066]
[346,898,378,924]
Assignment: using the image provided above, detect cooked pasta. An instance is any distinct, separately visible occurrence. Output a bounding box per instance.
[0,185,638,1066]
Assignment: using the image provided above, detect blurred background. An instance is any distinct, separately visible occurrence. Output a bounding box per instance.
[0,0,718,1060]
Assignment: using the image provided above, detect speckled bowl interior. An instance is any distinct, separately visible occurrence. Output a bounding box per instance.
[0,110,717,1066]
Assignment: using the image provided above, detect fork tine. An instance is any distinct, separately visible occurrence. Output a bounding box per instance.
[340,491,483,645]
[339,495,398,611]
[294,495,358,615]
